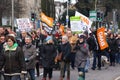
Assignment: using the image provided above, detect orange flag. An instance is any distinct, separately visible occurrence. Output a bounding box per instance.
[97,27,109,50]
[40,12,54,27]
[59,25,65,36]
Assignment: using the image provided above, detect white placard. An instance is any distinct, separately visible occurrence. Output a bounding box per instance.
[16,18,33,31]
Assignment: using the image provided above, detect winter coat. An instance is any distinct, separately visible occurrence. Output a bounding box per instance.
[23,44,37,70]
[87,35,96,51]
[41,43,57,68]
[116,38,120,52]
[0,44,26,75]
[0,42,4,53]
[107,38,117,53]
[74,41,89,68]
[60,42,71,62]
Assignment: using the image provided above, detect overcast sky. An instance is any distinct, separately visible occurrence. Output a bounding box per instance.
[54,0,77,4]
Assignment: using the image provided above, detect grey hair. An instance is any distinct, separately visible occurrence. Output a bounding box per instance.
[62,35,68,41]
[25,36,32,40]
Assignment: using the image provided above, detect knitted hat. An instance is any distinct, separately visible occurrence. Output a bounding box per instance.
[79,35,85,39]
[45,36,52,42]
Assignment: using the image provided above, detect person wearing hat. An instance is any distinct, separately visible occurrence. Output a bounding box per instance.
[0,35,26,80]
[41,36,57,80]
[74,34,89,80]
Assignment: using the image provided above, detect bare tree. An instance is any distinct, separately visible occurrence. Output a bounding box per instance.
[0,0,24,26]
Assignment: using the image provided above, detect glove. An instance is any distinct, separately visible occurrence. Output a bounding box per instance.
[25,58,29,62]
[21,71,27,74]
[63,57,66,61]
[21,71,27,80]
[0,70,4,74]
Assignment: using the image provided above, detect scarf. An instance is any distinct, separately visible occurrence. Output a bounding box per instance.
[5,43,18,51]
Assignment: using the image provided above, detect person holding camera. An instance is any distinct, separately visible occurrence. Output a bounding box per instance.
[74,34,89,80]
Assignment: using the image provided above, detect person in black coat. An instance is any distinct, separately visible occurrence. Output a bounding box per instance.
[108,33,118,66]
[41,36,57,80]
[0,34,26,80]
[59,35,71,80]
[0,35,5,53]
[90,31,102,70]
[0,34,5,80]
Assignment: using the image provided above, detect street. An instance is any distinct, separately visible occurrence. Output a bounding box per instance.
[36,64,120,80]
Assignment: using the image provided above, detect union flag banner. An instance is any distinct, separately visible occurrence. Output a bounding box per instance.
[40,12,54,27]
[97,27,108,50]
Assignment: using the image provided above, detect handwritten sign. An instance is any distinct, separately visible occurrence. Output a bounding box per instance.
[16,18,33,31]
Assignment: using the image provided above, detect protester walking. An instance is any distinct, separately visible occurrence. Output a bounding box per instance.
[23,36,37,80]
[0,34,26,80]
[41,36,57,80]
[74,34,89,80]
[59,35,71,80]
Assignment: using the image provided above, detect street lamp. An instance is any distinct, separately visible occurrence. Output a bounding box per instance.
[12,0,14,31]
[95,0,97,11]
[66,0,69,28]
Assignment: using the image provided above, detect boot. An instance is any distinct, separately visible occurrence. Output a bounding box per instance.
[42,78,46,80]
[67,77,70,80]
[60,77,63,80]
[48,78,51,80]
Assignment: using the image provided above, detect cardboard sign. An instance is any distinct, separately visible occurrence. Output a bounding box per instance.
[97,27,108,50]
[16,18,33,31]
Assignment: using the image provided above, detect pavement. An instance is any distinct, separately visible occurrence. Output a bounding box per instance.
[35,63,120,80]
[86,64,120,80]
[1,60,120,80]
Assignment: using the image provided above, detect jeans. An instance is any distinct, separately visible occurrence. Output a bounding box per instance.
[43,67,53,79]
[36,62,40,76]
[27,69,35,80]
[109,52,115,64]
[60,61,70,78]
[0,74,1,80]
[78,68,85,80]
[115,52,120,63]
[102,51,109,61]
[4,75,21,80]
[85,58,90,72]
[70,52,75,69]
[92,51,101,69]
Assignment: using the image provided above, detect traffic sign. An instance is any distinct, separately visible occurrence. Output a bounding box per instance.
[89,10,97,21]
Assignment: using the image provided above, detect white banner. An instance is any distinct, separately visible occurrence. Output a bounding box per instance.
[70,16,92,33]
[75,11,93,30]
[16,18,33,31]
[70,16,82,32]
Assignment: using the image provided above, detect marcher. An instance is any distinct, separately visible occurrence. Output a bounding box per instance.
[74,35,89,80]
[31,31,40,77]
[0,34,6,80]
[59,35,71,80]
[18,30,27,48]
[90,31,102,70]
[116,33,120,63]
[0,34,26,80]
[41,36,57,80]
[108,33,118,66]
[23,36,37,80]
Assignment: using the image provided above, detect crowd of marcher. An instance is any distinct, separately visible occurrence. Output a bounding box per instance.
[0,27,120,80]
